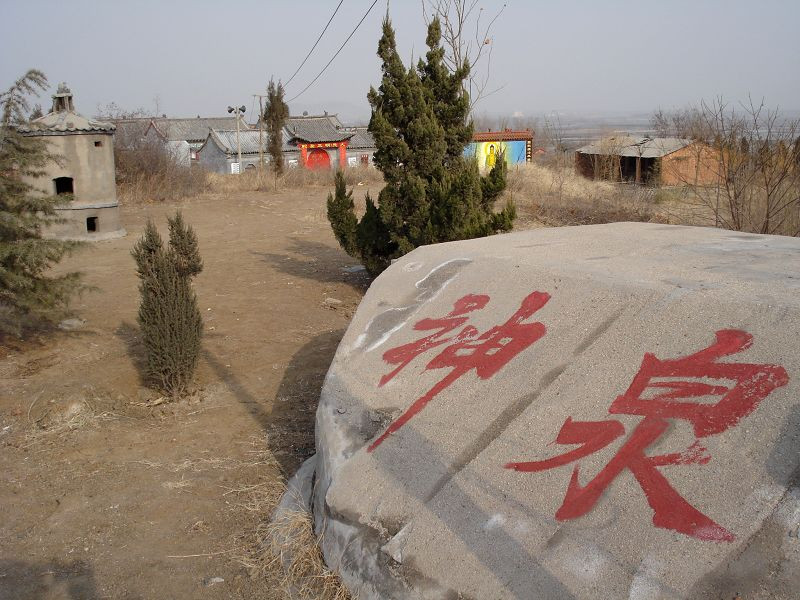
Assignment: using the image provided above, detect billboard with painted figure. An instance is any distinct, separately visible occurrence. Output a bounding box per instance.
[465,139,531,167]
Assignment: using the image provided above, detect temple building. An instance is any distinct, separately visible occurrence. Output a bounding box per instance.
[19,83,125,240]
[197,114,375,174]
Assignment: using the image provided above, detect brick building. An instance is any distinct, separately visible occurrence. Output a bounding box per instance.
[575,136,720,186]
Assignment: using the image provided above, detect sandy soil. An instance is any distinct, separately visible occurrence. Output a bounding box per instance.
[0,186,374,599]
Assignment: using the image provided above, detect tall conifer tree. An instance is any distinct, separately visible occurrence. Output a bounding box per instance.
[327,17,514,276]
[264,78,289,177]
[0,70,84,337]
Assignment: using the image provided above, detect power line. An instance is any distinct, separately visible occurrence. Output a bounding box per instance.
[284,0,345,88]
[288,0,380,103]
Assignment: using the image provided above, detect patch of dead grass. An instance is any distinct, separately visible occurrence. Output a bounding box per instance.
[507,162,660,227]
[225,440,352,599]
[205,166,383,196]
[24,394,117,444]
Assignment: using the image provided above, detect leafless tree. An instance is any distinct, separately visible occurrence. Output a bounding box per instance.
[650,106,704,139]
[94,101,151,121]
[665,98,800,235]
[422,0,507,112]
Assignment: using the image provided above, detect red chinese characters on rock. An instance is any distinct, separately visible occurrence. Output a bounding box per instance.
[505,329,789,542]
[367,291,551,452]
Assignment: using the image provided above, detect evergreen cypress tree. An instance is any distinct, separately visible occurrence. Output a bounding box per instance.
[0,69,84,337]
[326,17,514,276]
[326,171,358,257]
[418,18,473,161]
[264,78,289,177]
[167,210,202,278]
[132,214,203,396]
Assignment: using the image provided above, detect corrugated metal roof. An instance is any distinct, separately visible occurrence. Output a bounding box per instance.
[473,129,533,142]
[576,136,693,158]
[19,109,115,135]
[283,115,352,143]
[151,117,249,142]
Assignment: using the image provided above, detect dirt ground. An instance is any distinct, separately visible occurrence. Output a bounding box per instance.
[0,186,374,599]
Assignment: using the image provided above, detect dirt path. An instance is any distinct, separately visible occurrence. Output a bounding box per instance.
[0,186,373,599]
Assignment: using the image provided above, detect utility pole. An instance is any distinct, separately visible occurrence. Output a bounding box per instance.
[227,104,246,174]
[253,94,266,170]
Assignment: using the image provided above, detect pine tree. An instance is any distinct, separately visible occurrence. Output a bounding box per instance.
[132,214,203,396]
[264,78,289,177]
[326,17,513,276]
[0,69,84,337]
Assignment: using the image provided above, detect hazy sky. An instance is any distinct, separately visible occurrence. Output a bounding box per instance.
[1,0,798,122]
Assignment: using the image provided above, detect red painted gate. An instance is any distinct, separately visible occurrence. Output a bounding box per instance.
[306,148,331,170]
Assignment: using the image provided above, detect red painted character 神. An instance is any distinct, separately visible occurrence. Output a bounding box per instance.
[506,329,789,542]
[368,291,551,452]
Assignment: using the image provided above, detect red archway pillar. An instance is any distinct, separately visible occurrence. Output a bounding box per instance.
[339,142,348,168]
[300,145,308,168]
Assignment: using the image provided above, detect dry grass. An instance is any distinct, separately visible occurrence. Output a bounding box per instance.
[117,169,210,205]
[119,164,384,207]
[252,508,352,600]
[205,165,383,196]
[506,162,662,228]
[24,392,117,443]
[115,141,210,205]
[225,441,352,600]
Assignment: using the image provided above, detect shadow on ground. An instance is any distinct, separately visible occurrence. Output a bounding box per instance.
[0,559,110,600]
[114,322,147,387]
[203,329,344,476]
[252,238,371,292]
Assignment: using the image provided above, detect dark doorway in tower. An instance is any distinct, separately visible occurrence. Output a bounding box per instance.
[54,176,74,195]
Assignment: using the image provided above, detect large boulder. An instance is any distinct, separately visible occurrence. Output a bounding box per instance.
[307,223,800,599]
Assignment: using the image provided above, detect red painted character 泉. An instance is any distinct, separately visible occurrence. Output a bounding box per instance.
[368,291,551,452]
[506,329,789,542]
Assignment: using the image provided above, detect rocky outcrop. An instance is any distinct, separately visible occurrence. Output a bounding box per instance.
[293,223,800,599]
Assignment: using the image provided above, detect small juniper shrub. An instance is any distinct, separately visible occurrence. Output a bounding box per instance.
[132,212,203,396]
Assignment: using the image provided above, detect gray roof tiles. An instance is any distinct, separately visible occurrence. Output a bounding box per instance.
[207,128,297,155]
[576,136,693,158]
[201,114,376,156]
[283,115,353,143]
[151,117,249,142]
[20,110,115,135]
[342,127,375,150]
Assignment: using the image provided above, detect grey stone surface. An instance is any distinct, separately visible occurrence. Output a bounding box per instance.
[307,223,800,599]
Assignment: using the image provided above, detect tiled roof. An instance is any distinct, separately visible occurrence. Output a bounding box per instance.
[576,136,693,158]
[151,117,249,142]
[19,110,115,135]
[111,119,151,148]
[204,129,297,156]
[283,115,352,143]
[473,129,533,142]
[341,127,375,150]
